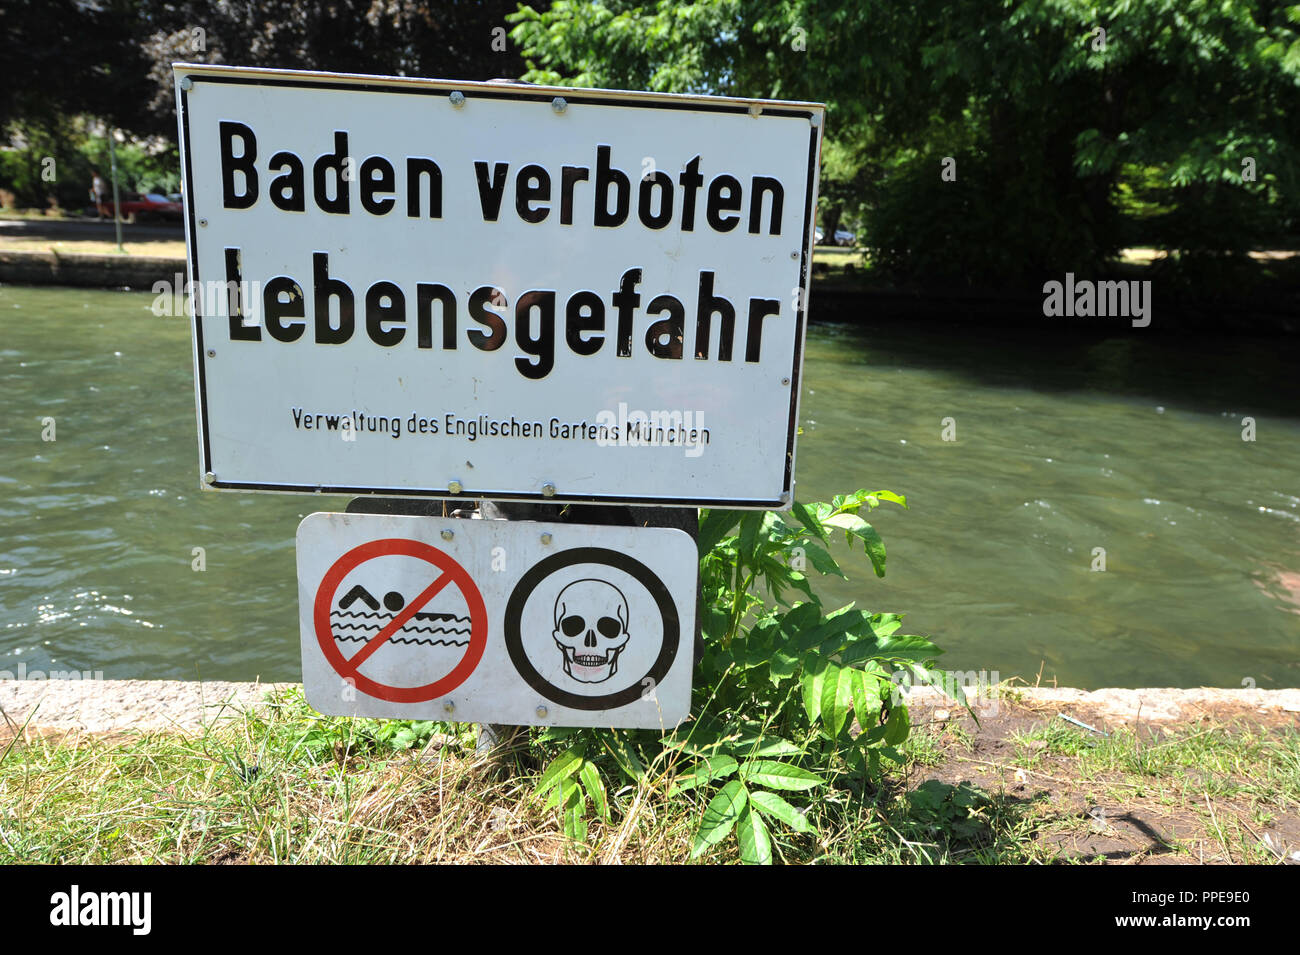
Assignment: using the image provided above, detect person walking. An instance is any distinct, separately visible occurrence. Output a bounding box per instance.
[91,169,108,219]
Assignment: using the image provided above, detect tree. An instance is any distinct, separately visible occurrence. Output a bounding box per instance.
[135,0,529,134]
[0,0,153,133]
[510,1,1300,286]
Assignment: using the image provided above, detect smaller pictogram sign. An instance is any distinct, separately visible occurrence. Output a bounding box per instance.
[297,513,695,728]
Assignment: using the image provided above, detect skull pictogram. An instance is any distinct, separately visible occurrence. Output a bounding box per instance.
[552,578,630,683]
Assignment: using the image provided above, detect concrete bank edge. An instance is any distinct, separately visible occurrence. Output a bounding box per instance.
[0,680,1297,734]
[0,250,184,288]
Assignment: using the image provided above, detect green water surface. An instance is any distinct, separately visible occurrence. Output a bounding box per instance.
[1,286,1297,686]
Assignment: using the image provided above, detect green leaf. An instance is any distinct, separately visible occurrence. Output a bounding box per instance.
[739,760,825,791]
[873,490,907,508]
[701,605,731,643]
[737,511,764,562]
[663,716,733,757]
[790,500,829,542]
[545,775,580,813]
[801,657,829,723]
[778,601,822,637]
[823,512,867,534]
[563,784,588,843]
[749,789,813,833]
[802,541,846,578]
[854,523,888,577]
[535,744,585,794]
[840,632,942,668]
[601,732,646,783]
[799,605,869,653]
[870,613,904,636]
[769,646,798,682]
[579,760,609,821]
[698,508,742,556]
[850,668,883,729]
[823,513,887,576]
[732,728,803,757]
[671,754,739,793]
[878,745,907,765]
[736,802,773,864]
[819,662,856,739]
[691,779,747,858]
[883,704,911,746]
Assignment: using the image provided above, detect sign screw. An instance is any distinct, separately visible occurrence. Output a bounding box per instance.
[203,471,216,484]
[551,97,567,114]
[449,91,465,108]
[540,533,552,545]
[443,701,455,714]
[180,76,193,91]
[207,349,216,358]
[790,251,798,259]
[536,705,548,718]
[199,218,208,227]
[440,529,454,541]
[781,377,790,386]
[447,480,463,494]
[541,482,557,497]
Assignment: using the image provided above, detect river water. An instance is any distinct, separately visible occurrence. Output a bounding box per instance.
[1,286,1297,687]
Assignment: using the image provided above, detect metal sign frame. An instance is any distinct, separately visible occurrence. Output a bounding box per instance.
[175,64,824,509]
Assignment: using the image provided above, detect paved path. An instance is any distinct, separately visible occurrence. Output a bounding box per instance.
[0,217,183,243]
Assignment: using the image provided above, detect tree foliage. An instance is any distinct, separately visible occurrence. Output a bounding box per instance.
[511,1,1300,284]
[1,1,529,208]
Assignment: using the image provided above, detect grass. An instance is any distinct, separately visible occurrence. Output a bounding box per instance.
[3,689,1295,864]
[812,245,866,269]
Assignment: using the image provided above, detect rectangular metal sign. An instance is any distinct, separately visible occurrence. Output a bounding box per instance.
[176,64,824,508]
[296,512,696,728]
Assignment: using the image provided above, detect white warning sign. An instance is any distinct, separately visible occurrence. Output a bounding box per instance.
[176,64,824,507]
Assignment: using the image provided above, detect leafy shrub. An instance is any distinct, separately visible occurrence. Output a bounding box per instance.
[533,490,960,862]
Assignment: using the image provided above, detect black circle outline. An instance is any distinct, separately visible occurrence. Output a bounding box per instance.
[505,547,680,710]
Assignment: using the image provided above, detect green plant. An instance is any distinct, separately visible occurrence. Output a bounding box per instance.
[906,780,993,842]
[533,489,963,863]
[287,688,463,762]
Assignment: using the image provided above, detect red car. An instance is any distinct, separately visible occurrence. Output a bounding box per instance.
[97,192,183,222]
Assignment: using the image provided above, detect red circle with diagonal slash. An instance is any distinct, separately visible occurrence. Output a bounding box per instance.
[314,538,488,703]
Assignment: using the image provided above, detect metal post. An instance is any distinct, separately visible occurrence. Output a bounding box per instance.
[108,131,124,253]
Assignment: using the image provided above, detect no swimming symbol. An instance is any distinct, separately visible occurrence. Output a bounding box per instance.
[313,538,488,703]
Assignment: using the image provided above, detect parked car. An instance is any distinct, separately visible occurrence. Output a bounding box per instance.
[105,192,183,222]
[833,228,856,247]
[814,226,825,244]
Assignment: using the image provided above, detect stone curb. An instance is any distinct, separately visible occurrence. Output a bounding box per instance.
[0,680,1297,734]
[0,249,184,288]
[0,680,294,734]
